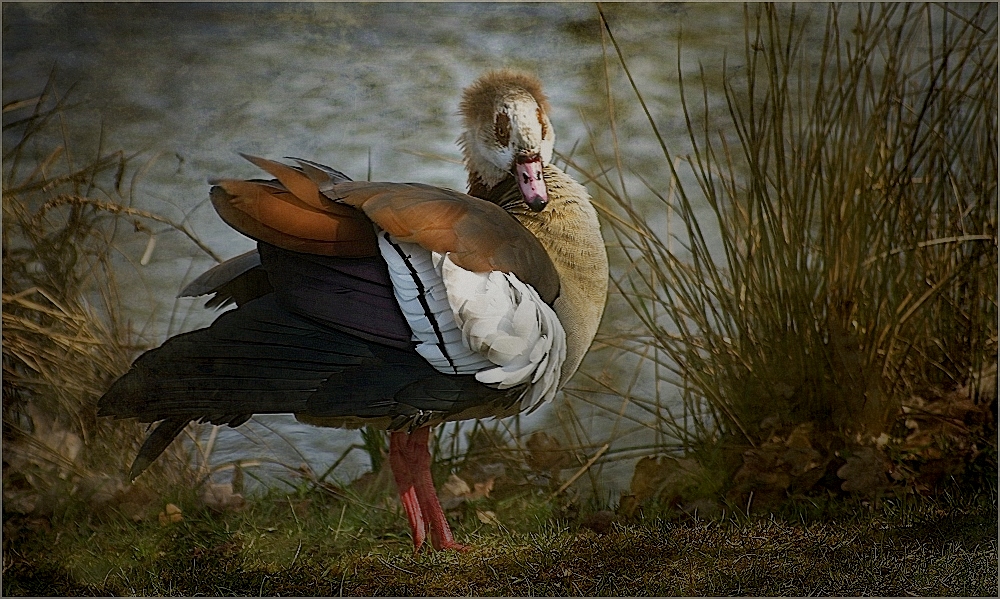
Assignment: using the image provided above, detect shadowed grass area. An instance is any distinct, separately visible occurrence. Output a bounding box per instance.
[2,484,996,596]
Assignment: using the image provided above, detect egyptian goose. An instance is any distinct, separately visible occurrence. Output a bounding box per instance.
[98,70,609,552]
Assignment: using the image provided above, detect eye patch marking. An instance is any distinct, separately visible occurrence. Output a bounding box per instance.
[494,112,511,147]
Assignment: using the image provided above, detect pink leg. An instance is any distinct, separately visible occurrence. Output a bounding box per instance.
[389,428,469,552]
[389,431,427,551]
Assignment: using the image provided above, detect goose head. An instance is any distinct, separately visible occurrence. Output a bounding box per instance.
[459,70,556,212]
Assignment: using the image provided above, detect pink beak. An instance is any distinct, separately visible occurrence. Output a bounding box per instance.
[515,153,548,212]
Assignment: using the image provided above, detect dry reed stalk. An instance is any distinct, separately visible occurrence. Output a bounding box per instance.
[3,81,215,516]
[582,3,996,504]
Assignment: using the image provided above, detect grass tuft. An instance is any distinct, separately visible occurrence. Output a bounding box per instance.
[582,2,997,509]
[2,78,216,522]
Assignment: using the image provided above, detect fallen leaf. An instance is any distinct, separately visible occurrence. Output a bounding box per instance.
[728,446,791,511]
[6,405,83,479]
[837,447,890,494]
[349,463,395,498]
[783,422,824,477]
[285,497,311,519]
[631,455,708,507]
[581,510,615,534]
[629,456,665,503]
[470,478,494,501]
[442,473,471,497]
[679,497,721,519]
[525,431,569,473]
[158,503,183,525]
[476,510,500,525]
[116,485,158,522]
[2,491,39,515]
[200,482,245,512]
[78,474,125,507]
[439,474,472,509]
[617,494,641,519]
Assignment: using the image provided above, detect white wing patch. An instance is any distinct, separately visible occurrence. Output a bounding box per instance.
[378,232,566,411]
[379,233,487,374]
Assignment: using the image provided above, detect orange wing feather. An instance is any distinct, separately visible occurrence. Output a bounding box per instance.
[329,181,560,303]
[211,187,373,255]
[210,157,560,303]
[210,180,377,256]
[240,154,328,211]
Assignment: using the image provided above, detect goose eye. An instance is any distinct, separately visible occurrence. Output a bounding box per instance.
[494,112,511,147]
[536,107,548,139]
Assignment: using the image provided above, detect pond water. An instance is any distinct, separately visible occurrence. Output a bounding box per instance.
[4,2,899,495]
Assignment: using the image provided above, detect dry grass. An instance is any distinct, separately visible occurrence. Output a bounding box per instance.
[2,77,217,517]
[578,3,997,508]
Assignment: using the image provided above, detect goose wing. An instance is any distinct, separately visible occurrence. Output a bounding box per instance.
[210,155,559,303]
[209,156,566,403]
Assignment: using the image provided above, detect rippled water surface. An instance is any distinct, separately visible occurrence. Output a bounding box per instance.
[5,2,826,493]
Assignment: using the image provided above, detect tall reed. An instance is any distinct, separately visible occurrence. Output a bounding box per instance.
[585,3,997,500]
[3,79,214,513]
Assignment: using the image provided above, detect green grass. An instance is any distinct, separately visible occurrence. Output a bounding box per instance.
[3,484,996,596]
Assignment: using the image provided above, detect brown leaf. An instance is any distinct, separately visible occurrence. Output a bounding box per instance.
[470,478,494,501]
[728,445,791,510]
[158,503,183,525]
[525,431,569,473]
[581,510,616,534]
[6,405,83,479]
[286,497,311,519]
[439,474,472,509]
[630,456,665,503]
[630,455,705,506]
[911,458,962,491]
[78,474,125,507]
[439,473,494,510]
[349,462,395,498]
[679,497,722,519]
[617,494,641,519]
[783,422,824,477]
[442,473,471,497]
[3,491,39,515]
[476,510,501,525]
[200,482,245,512]
[903,428,943,459]
[837,447,890,494]
[113,484,158,522]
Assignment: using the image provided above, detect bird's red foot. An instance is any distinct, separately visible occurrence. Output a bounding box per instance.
[390,427,471,553]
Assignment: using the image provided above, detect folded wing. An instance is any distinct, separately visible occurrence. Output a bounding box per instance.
[207,156,566,403]
[210,155,559,304]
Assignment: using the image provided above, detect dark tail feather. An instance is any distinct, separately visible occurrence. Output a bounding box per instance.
[129,416,190,481]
